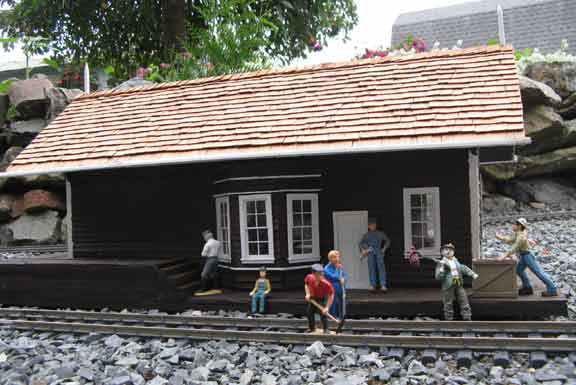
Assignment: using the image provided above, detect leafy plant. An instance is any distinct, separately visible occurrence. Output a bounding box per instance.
[0,79,14,94]
[144,0,275,82]
[514,48,534,61]
[515,40,575,73]
[6,105,19,121]
[486,38,499,46]
[0,36,49,79]
[0,0,358,79]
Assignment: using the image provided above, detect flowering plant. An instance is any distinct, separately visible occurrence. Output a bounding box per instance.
[516,39,576,73]
[356,34,427,60]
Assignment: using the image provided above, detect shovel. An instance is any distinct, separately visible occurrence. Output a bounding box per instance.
[309,298,345,334]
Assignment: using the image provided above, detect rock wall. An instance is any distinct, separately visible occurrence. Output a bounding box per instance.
[481,61,576,213]
[0,75,80,245]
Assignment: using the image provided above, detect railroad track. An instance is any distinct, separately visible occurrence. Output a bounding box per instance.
[0,307,575,355]
[482,210,576,225]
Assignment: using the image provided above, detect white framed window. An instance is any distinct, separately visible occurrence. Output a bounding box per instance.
[403,187,441,256]
[287,194,320,263]
[215,196,231,263]
[239,194,274,263]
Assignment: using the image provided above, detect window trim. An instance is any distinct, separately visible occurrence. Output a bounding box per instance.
[239,194,275,264]
[215,196,231,263]
[286,193,320,263]
[403,187,441,256]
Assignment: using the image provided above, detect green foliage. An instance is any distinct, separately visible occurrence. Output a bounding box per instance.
[0,79,14,94]
[0,0,358,79]
[6,105,18,121]
[144,0,274,82]
[486,38,499,46]
[514,48,534,61]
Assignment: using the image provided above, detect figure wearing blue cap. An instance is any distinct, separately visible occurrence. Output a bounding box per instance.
[304,263,334,333]
[359,217,391,291]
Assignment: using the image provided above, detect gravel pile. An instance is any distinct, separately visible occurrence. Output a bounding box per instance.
[0,328,574,385]
[482,217,576,319]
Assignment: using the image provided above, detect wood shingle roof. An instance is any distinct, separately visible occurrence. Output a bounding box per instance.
[7,45,528,175]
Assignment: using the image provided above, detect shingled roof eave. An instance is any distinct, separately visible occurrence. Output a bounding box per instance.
[1,136,530,178]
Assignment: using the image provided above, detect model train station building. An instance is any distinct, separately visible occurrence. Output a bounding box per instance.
[3,46,539,307]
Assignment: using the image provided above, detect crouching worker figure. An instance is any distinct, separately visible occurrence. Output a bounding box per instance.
[435,243,478,321]
[250,267,271,314]
[304,264,334,334]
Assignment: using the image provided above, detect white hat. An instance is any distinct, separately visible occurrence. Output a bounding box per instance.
[516,218,528,229]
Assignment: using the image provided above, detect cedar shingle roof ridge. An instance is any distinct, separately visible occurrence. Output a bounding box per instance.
[78,45,515,101]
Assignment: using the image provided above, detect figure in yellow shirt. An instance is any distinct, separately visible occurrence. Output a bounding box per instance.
[250,267,271,314]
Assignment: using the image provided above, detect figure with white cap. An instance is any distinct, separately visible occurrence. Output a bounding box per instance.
[435,243,478,321]
[496,218,558,296]
[304,263,334,333]
[195,229,222,296]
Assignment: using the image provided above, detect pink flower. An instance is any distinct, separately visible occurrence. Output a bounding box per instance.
[159,63,171,69]
[136,67,150,79]
[309,39,322,52]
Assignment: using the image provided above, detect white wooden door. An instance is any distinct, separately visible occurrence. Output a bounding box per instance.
[333,211,370,289]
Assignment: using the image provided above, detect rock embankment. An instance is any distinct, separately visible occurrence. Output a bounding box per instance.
[0,76,80,245]
[482,61,576,213]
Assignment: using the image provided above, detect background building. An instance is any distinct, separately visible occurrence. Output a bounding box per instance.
[392,0,576,54]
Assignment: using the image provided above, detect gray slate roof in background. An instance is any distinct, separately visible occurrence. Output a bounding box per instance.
[392,0,576,55]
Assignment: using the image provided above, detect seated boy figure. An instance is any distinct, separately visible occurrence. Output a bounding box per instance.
[304,264,334,333]
[435,243,478,321]
[249,267,271,314]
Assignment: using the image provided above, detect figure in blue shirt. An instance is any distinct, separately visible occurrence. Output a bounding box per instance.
[323,250,346,319]
[359,217,391,291]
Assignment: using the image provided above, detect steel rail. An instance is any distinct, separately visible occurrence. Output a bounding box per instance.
[1,319,574,352]
[0,308,574,335]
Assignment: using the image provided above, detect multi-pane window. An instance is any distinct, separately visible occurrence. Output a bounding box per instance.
[287,194,319,262]
[239,194,274,263]
[403,187,441,255]
[215,197,230,262]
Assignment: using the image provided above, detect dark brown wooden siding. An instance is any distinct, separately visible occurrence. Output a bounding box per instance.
[70,166,216,259]
[70,149,471,287]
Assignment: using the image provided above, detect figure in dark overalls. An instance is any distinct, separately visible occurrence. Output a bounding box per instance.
[359,217,391,291]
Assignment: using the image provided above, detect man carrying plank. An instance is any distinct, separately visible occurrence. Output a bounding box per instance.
[304,264,334,334]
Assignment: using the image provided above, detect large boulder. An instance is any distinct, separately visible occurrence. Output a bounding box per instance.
[522,118,576,155]
[523,105,564,142]
[0,173,65,190]
[7,78,53,119]
[9,118,46,134]
[3,210,61,245]
[558,93,576,120]
[22,190,65,213]
[483,146,576,180]
[501,178,576,206]
[0,146,23,172]
[518,75,562,107]
[524,61,576,99]
[0,195,14,222]
[45,87,83,122]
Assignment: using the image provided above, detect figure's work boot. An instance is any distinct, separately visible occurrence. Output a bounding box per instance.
[518,287,534,296]
[541,291,558,297]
